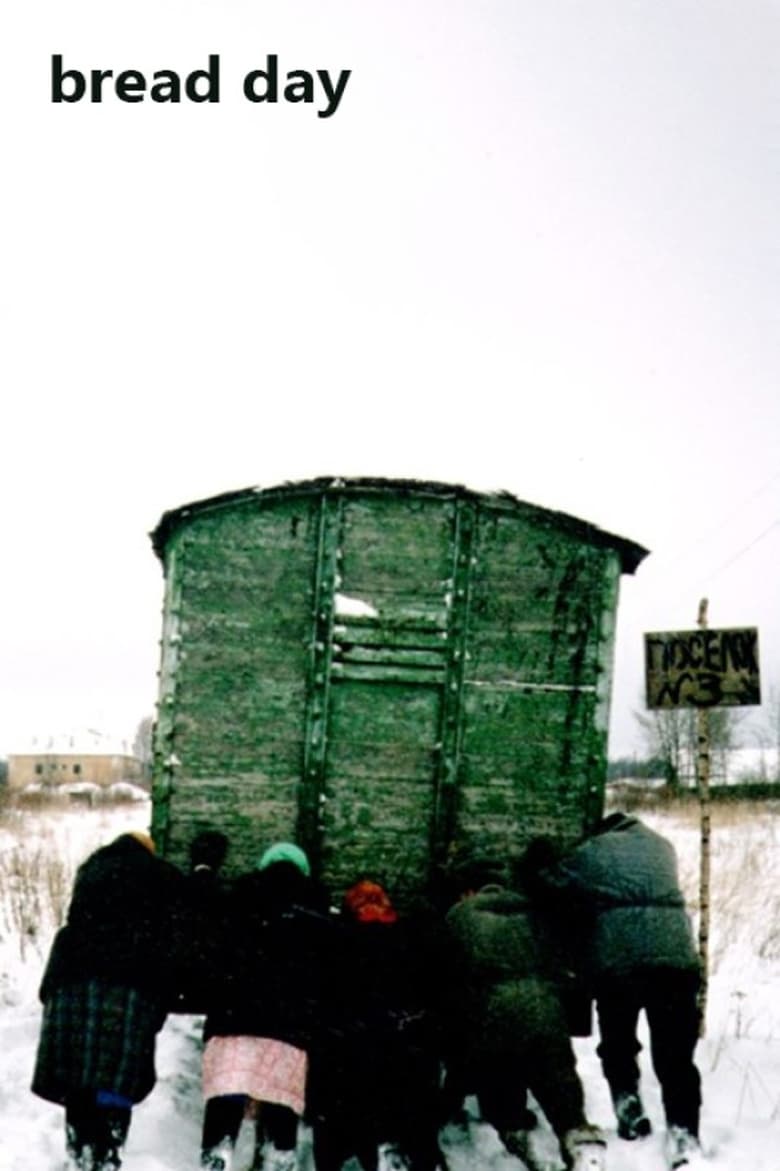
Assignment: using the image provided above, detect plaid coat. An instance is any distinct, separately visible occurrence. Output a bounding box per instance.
[32,834,183,1106]
[32,980,166,1105]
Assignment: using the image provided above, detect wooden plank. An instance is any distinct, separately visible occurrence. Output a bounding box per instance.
[338,497,454,593]
[330,663,444,684]
[299,492,341,862]
[168,740,303,778]
[466,632,601,685]
[334,645,447,668]
[430,496,475,862]
[151,539,184,853]
[177,675,308,713]
[327,680,441,739]
[325,742,438,777]
[179,639,310,678]
[333,624,448,649]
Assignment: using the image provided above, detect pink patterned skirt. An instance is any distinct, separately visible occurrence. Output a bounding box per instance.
[202,1035,308,1116]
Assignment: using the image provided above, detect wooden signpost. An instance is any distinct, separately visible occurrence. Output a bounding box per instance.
[645,622,760,710]
[644,604,761,1033]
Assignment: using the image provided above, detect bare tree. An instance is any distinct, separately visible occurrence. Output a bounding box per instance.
[757,685,780,781]
[707,706,744,782]
[634,701,742,789]
[132,715,155,779]
[634,705,694,792]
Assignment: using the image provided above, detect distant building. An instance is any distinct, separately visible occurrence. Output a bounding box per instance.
[7,730,146,792]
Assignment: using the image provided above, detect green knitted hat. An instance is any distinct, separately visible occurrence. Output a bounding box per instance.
[256,841,311,877]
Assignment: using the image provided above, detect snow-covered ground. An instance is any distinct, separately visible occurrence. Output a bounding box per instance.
[1,799,778,1170]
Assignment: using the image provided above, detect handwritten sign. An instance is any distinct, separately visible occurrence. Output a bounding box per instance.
[645,627,761,709]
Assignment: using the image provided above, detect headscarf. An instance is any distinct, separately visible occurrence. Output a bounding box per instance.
[343,879,398,925]
[256,841,311,877]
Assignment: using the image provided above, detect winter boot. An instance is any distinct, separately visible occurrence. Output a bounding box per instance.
[92,1152,121,1171]
[65,1146,95,1171]
[200,1143,234,1171]
[378,1144,411,1171]
[613,1091,652,1140]
[561,1125,607,1171]
[66,1121,95,1170]
[94,1111,129,1170]
[664,1126,704,1169]
[253,1144,297,1171]
[92,1156,121,1171]
[499,1127,547,1171]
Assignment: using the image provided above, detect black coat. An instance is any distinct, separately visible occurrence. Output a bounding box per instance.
[39,834,186,1004]
[170,865,232,1014]
[203,863,334,1049]
[308,912,441,1128]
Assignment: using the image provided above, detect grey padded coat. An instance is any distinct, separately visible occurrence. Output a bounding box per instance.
[540,812,700,980]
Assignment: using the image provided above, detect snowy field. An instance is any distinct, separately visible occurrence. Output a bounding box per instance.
[0,798,778,1171]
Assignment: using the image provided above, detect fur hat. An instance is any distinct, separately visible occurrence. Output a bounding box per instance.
[189,830,229,872]
[256,841,311,877]
[515,835,562,883]
[445,849,509,894]
[342,879,398,924]
[127,831,156,854]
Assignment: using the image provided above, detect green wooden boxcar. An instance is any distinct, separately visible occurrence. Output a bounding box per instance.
[150,477,647,903]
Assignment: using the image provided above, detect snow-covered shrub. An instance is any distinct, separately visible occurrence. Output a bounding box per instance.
[0,834,71,963]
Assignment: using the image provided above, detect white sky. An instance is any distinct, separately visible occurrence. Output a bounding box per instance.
[2,0,778,759]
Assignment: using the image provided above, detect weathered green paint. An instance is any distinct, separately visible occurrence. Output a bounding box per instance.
[431,497,475,863]
[150,478,647,904]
